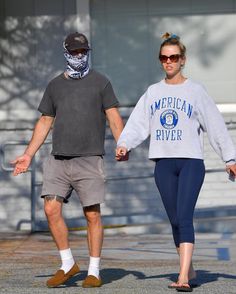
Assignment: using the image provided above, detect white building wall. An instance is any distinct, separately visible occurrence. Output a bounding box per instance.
[0,0,235,232]
[0,0,90,121]
[0,0,91,231]
[91,0,236,106]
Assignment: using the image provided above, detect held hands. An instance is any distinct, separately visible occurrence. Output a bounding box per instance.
[11,154,32,176]
[115,146,129,161]
[226,163,236,182]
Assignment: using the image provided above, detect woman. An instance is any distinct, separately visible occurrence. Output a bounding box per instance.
[116,33,236,292]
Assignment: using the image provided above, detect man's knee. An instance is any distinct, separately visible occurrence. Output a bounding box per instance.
[44,195,63,217]
[84,204,101,223]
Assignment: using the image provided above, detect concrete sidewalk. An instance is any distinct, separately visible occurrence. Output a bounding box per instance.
[0,230,236,294]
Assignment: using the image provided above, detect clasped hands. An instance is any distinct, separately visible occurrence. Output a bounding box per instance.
[115,146,129,161]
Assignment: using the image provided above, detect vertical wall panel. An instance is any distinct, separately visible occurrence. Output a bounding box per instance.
[90,0,236,105]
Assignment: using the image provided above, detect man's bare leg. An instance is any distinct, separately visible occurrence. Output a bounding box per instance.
[82,204,103,287]
[44,196,77,278]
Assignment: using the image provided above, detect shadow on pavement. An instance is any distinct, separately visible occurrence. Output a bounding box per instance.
[141,269,236,287]
[35,268,146,288]
[101,268,146,284]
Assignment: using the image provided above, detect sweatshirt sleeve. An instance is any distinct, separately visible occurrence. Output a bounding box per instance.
[196,85,236,164]
[117,91,150,150]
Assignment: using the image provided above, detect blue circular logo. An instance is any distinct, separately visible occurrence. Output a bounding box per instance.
[160,109,178,129]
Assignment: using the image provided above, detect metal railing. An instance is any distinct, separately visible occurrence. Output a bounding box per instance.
[0,140,230,232]
[0,141,51,232]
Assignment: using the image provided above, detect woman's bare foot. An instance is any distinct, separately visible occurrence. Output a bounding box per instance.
[168,264,196,288]
[168,281,179,288]
[168,280,192,290]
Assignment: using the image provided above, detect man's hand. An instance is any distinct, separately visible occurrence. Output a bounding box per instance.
[10,115,54,176]
[11,154,32,176]
[116,146,129,161]
[226,163,236,182]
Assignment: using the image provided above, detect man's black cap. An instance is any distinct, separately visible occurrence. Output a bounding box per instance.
[64,32,90,51]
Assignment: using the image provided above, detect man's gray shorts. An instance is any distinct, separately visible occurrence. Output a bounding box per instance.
[41,155,105,207]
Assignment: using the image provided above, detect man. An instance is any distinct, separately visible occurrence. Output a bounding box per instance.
[12,32,125,288]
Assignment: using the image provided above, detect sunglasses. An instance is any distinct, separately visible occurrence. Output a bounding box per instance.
[159,54,182,63]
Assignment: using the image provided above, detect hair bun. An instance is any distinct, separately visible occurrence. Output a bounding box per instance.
[162,32,180,41]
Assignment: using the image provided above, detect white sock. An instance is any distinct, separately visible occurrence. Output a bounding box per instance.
[59,248,75,274]
[88,256,100,279]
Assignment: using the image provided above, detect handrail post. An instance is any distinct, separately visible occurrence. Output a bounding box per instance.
[30,157,36,232]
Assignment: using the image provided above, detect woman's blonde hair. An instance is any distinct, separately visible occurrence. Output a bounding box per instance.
[159,32,186,57]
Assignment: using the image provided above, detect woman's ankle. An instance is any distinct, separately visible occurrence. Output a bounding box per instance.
[177,274,189,284]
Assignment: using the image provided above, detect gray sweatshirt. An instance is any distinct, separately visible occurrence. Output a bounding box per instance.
[117,79,236,164]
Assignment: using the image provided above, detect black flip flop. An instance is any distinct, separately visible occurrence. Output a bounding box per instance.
[168,283,198,289]
[175,283,193,292]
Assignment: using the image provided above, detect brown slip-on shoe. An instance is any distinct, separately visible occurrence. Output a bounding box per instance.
[46,263,80,288]
[82,275,102,288]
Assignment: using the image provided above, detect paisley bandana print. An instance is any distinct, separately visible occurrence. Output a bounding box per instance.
[63,44,90,79]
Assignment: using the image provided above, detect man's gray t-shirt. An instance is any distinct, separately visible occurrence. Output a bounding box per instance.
[38,69,119,156]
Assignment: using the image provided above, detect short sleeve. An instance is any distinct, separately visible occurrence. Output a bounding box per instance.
[38,83,56,116]
[101,81,119,110]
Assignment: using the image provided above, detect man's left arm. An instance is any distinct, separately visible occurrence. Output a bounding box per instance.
[105,107,124,142]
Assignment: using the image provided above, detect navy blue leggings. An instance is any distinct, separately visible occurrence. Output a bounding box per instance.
[154,158,205,247]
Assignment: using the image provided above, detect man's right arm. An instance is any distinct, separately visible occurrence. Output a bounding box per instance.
[11,115,54,176]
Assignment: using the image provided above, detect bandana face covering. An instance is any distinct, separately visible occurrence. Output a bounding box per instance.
[63,44,90,79]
